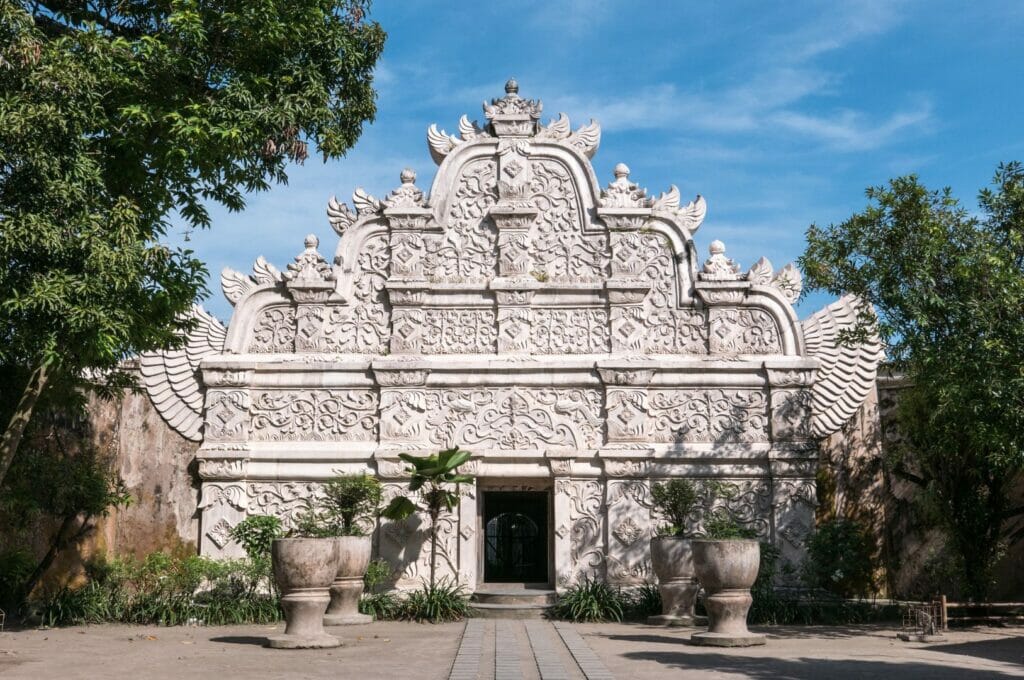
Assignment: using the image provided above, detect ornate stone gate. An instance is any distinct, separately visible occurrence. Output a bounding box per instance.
[141,80,882,590]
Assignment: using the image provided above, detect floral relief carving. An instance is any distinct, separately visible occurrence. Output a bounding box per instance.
[246,482,323,527]
[648,389,769,443]
[250,390,378,441]
[609,231,708,354]
[771,389,814,440]
[430,160,499,281]
[205,390,251,441]
[426,388,603,450]
[530,309,609,354]
[392,309,497,354]
[557,479,606,584]
[710,308,782,354]
[612,516,643,546]
[248,306,296,353]
[529,160,609,281]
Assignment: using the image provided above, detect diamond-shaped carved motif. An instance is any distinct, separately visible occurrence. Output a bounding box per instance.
[503,158,524,178]
[555,523,570,540]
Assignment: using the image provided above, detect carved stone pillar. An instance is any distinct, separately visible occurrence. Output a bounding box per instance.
[602,209,653,353]
[374,367,431,451]
[492,283,538,354]
[598,367,656,443]
[767,368,815,442]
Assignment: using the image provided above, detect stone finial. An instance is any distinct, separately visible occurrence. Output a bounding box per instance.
[483,78,543,137]
[383,168,427,209]
[284,234,334,283]
[700,240,742,280]
[600,163,649,208]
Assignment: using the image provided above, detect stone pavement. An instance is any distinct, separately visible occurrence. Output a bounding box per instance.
[1,620,1022,679]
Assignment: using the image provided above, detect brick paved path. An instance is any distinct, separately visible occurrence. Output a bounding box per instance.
[449,619,614,680]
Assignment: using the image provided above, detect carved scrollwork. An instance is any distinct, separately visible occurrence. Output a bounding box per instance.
[248,306,296,353]
[710,309,782,354]
[648,389,769,443]
[250,390,378,441]
[426,388,603,450]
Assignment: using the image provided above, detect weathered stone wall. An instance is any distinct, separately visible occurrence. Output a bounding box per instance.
[2,370,201,593]
[818,377,1024,600]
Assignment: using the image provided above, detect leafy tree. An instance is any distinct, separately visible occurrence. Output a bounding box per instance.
[0,1,386,486]
[799,163,1024,600]
[381,448,474,589]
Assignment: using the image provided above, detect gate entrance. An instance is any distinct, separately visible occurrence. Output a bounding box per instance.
[482,491,549,583]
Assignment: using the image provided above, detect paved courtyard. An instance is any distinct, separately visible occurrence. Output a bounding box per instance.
[1,620,1022,679]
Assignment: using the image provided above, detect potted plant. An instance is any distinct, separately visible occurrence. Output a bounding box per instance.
[690,509,766,647]
[321,473,383,626]
[266,499,341,649]
[380,448,474,622]
[647,479,706,626]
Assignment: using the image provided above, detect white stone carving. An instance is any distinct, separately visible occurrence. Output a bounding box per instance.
[601,163,648,208]
[427,388,603,450]
[140,79,887,583]
[710,309,782,354]
[250,390,378,441]
[772,263,804,304]
[802,294,885,437]
[700,240,741,280]
[648,389,769,443]
[139,306,226,442]
[326,196,357,236]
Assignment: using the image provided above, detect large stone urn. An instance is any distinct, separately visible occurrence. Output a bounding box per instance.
[323,535,373,626]
[647,535,706,626]
[267,537,342,649]
[690,539,766,647]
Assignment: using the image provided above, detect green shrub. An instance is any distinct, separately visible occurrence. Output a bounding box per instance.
[650,479,700,537]
[363,558,393,592]
[619,583,662,621]
[229,515,282,561]
[552,578,623,622]
[802,518,875,598]
[703,510,758,539]
[359,592,402,620]
[323,474,383,536]
[34,552,281,627]
[0,549,35,611]
[400,578,470,623]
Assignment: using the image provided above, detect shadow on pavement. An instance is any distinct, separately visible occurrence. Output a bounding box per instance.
[620,651,1023,679]
[209,636,269,647]
[925,637,1024,666]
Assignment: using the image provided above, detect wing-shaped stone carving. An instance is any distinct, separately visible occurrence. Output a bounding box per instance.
[140,306,227,442]
[802,294,884,438]
[568,119,601,158]
[220,268,253,306]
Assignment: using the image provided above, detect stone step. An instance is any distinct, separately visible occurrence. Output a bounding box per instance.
[472,588,558,606]
[468,602,553,620]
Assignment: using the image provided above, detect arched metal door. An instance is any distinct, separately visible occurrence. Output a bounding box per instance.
[483,491,548,583]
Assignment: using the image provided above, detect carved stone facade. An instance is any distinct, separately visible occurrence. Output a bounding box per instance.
[140,81,884,589]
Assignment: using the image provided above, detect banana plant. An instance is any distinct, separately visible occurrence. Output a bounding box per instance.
[381,447,474,589]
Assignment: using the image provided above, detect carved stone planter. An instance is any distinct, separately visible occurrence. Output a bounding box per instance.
[690,539,766,647]
[267,538,341,649]
[647,535,706,626]
[323,535,373,626]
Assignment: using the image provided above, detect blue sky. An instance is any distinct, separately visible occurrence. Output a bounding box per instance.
[175,0,1024,322]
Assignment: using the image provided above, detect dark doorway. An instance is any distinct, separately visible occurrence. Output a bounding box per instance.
[482,491,549,583]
